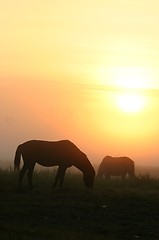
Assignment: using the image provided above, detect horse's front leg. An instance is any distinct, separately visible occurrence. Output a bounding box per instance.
[53,166,67,188]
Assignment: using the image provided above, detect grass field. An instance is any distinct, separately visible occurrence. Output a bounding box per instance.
[0,168,159,240]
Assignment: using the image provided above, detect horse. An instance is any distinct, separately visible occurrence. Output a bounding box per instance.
[14,140,95,189]
[97,156,135,180]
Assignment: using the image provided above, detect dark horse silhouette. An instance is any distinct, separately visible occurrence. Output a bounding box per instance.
[14,140,95,189]
[97,156,135,179]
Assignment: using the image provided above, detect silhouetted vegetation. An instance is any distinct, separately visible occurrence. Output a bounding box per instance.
[0,169,159,239]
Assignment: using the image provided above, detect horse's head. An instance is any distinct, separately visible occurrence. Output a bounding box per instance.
[83,167,95,188]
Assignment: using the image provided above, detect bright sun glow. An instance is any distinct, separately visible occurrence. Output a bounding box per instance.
[97,66,152,90]
[112,67,151,89]
[117,93,145,113]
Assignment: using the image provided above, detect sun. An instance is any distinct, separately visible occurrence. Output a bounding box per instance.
[96,66,149,113]
[117,93,145,113]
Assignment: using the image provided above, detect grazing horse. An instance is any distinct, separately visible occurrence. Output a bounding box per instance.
[97,156,135,179]
[14,140,95,189]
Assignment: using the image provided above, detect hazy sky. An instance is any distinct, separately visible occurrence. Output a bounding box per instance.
[1,0,159,167]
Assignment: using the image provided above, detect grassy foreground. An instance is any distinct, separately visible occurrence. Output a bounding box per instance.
[0,169,159,240]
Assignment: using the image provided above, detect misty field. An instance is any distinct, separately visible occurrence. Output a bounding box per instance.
[0,168,159,240]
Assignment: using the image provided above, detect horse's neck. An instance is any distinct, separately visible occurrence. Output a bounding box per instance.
[74,162,86,174]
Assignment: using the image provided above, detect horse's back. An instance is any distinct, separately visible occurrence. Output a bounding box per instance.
[103,156,134,166]
[18,140,86,167]
[20,140,78,153]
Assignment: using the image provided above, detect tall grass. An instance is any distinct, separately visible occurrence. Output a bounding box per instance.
[1,167,159,193]
[1,168,159,239]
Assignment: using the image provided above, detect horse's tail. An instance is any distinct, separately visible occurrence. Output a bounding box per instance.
[130,160,135,178]
[14,145,22,171]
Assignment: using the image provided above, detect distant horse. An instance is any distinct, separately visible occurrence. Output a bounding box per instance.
[14,140,95,189]
[97,156,135,179]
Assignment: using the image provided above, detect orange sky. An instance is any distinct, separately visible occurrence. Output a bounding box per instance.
[1,1,159,167]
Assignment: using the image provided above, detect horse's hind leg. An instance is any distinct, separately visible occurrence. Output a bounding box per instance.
[59,167,67,188]
[27,163,35,190]
[18,163,28,188]
[52,166,67,188]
